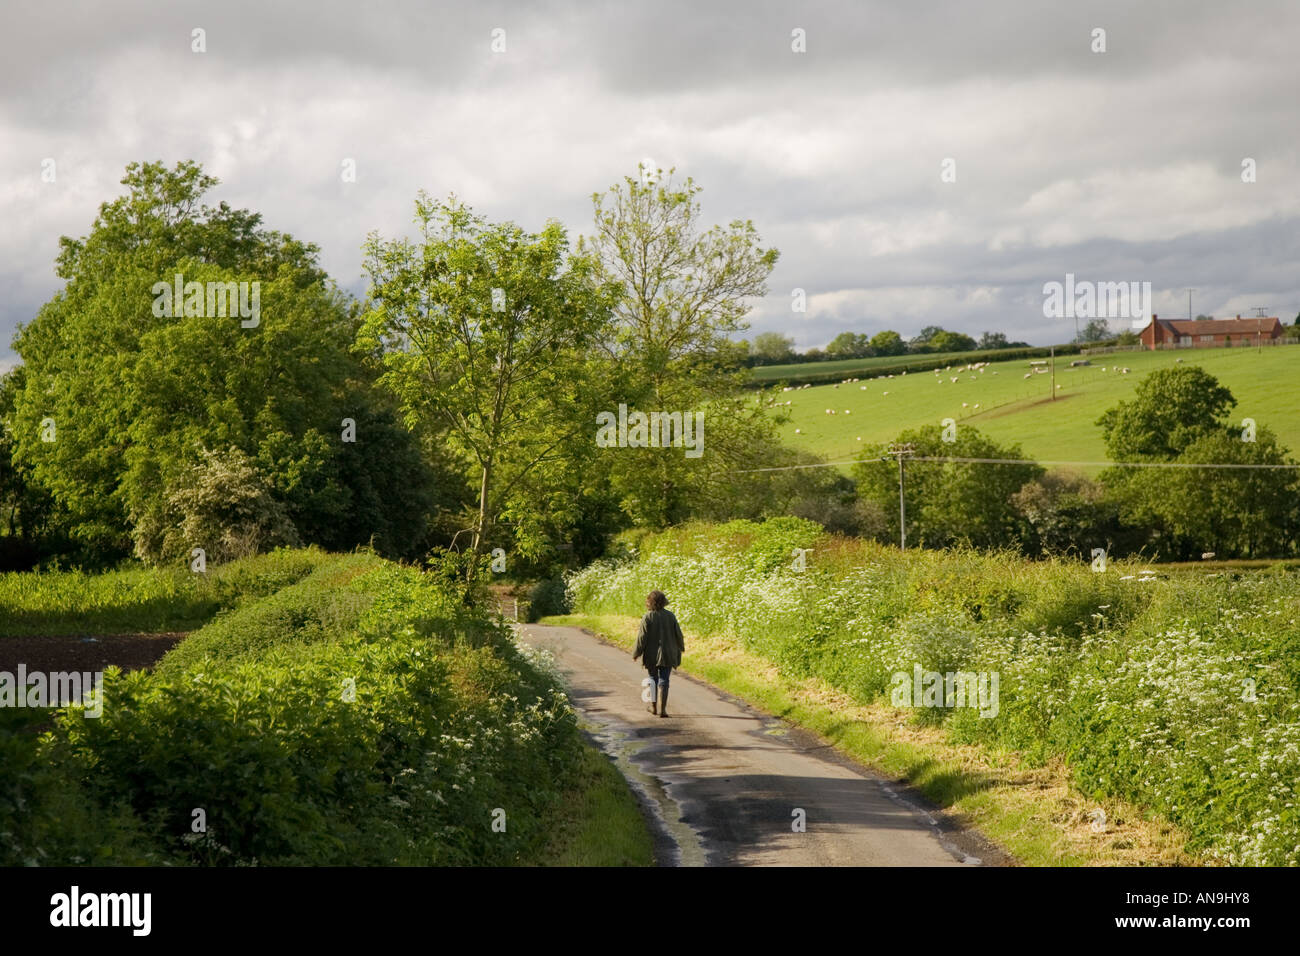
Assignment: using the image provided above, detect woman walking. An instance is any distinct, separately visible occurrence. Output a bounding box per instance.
[633,590,685,718]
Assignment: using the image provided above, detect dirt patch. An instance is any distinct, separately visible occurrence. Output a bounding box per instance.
[0,632,187,675]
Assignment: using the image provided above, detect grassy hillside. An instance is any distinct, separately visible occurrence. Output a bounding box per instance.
[766,344,1300,467]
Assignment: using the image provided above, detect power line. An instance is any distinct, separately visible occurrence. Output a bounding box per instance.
[735,455,1300,474]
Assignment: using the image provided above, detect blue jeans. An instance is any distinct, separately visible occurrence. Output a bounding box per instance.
[647,666,671,691]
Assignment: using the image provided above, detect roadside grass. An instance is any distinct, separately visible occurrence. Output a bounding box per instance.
[544,611,1200,867]
[537,740,655,867]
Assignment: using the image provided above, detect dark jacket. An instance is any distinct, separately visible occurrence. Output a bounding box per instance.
[633,608,686,669]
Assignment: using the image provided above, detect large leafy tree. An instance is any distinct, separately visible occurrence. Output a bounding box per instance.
[1098,365,1236,461]
[360,193,617,560]
[1097,366,1298,557]
[853,425,1042,549]
[10,160,436,565]
[578,167,784,528]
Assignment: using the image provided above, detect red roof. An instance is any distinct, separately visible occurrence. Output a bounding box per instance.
[1162,317,1280,335]
[1146,316,1282,337]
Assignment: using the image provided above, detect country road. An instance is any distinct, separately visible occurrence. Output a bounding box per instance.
[516,623,999,867]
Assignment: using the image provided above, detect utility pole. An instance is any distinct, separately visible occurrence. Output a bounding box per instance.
[1050,345,1055,400]
[1187,288,1196,320]
[885,442,915,550]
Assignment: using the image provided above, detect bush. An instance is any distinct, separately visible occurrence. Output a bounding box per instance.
[525,578,570,622]
[13,553,584,865]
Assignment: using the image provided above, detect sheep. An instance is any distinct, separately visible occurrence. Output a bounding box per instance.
[794,428,801,434]
[860,385,867,390]
[856,436,862,441]
[951,376,959,382]
[973,403,980,409]
[962,402,969,408]
[844,409,851,414]
[1023,373,1031,379]
[1201,551,1216,560]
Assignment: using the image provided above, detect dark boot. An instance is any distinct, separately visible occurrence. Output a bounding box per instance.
[658,684,669,718]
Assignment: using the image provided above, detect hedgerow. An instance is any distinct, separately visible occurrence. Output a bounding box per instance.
[2,552,581,866]
[569,520,1300,865]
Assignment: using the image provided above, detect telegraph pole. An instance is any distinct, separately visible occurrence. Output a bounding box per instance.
[885,442,916,550]
[1050,345,1055,400]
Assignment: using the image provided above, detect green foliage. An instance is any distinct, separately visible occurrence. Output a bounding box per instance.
[1011,469,1130,559]
[750,331,795,364]
[1097,364,1236,461]
[6,553,583,866]
[567,522,1300,864]
[525,577,571,622]
[10,160,436,567]
[361,192,615,560]
[578,167,786,531]
[0,547,327,636]
[1097,367,1299,559]
[133,446,299,564]
[852,424,1042,549]
[870,330,906,356]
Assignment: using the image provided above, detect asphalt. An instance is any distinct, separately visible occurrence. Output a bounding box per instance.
[516,622,997,867]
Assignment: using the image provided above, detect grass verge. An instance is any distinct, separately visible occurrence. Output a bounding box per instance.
[537,739,655,867]
[544,611,1203,867]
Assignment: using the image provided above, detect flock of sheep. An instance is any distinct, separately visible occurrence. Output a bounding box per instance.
[778,356,1136,437]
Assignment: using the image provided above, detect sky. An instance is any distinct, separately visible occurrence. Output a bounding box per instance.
[2,0,1298,371]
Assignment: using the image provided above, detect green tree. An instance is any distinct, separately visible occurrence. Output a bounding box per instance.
[1097,365,1236,461]
[134,446,299,563]
[11,160,434,565]
[826,331,870,358]
[578,167,782,529]
[908,326,945,352]
[751,331,795,364]
[869,330,905,356]
[927,330,977,352]
[1011,469,1129,558]
[978,331,1009,350]
[361,192,616,558]
[1097,365,1298,558]
[852,425,1041,549]
[1075,318,1113,343]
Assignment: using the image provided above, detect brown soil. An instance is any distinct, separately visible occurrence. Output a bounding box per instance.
[0,632,187,675]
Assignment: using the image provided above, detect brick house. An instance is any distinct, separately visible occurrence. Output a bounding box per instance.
[1138,314,1283,350]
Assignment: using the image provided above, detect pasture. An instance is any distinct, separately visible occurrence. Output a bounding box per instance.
[765,344,1300,467]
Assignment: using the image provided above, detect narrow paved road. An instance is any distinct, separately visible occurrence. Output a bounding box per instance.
[517,623,994,867]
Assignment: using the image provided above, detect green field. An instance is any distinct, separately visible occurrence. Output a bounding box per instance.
[749,344,1076,385]
[767,344,1300,467]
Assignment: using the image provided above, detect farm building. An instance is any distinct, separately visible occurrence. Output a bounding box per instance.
[1138,314,1283,350]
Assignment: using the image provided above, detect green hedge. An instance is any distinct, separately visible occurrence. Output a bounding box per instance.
[2,553,581,866]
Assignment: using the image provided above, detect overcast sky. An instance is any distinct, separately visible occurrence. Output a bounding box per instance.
[2,0,1298,370]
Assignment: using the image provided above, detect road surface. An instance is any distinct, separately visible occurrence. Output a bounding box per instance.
[516,623,999,867]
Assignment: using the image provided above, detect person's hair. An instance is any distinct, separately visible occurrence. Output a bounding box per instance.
[647,590,668,610]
